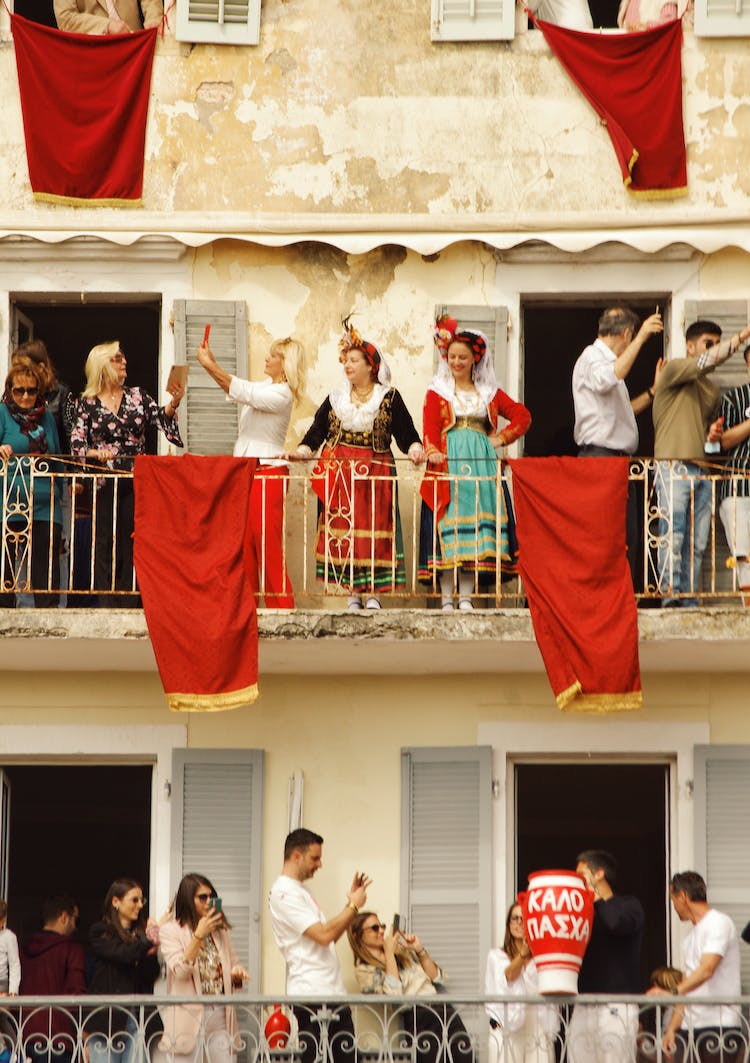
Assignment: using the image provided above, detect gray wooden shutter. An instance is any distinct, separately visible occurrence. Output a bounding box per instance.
[401,746,492,993]
[175,0,261,44]
[694,0,750,34]
[683,300,750,390]
[170,749,264,977]
[693,745,750,991]
[435,305,510,392]
[431,0,514,40]
[173,300,248,455]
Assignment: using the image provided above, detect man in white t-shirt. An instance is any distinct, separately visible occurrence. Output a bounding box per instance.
[269,828,371,1063]
[663,871,742,1063]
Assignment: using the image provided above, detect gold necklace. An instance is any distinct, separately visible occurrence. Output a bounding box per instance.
[352,384,375,403]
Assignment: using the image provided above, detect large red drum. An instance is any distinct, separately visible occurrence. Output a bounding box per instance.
[518,869,594,995]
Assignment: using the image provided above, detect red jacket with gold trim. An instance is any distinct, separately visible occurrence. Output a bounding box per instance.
[420,388,531,520]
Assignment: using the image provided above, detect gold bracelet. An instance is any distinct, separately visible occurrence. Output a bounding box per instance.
[346,901,359,914]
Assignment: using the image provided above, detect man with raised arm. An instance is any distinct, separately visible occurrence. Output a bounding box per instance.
[572,305,663,584]
[569,849,644,1063]
[269,828,371,1063]
[663,871,741,1062]
[653,319,750,606]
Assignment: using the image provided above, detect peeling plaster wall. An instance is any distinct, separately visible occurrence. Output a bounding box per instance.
[2,13,750,221]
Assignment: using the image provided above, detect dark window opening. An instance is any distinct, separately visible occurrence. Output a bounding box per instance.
[515,761,669,987]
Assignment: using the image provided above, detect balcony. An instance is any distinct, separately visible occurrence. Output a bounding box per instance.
[1,994,748,1063]
[1,456,749,675]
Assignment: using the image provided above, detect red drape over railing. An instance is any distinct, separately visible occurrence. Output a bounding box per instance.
[11,14,157,206]
[510,456,642,712]
[133,455,259,712]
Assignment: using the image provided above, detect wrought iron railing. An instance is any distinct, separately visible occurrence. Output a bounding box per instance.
[1,994,749,1063]
[0,456,747,608]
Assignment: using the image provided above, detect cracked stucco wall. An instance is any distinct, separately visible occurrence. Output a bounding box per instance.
[1,4,750,219]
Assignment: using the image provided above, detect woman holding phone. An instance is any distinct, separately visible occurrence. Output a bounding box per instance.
[196,335,306,608]
[159,873,248,1063]
[347,911,473,1063]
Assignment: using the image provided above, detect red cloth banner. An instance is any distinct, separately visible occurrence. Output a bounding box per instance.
[535,17,686,199]
[134,455,259,713]
[509,457,642,712]
[11,14,157,206]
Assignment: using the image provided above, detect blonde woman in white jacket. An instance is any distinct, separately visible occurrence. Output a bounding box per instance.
[159,874,248,1063]
[485,904,559,1063]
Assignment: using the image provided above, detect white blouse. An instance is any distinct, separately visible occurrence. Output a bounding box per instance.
[228,376,293,466]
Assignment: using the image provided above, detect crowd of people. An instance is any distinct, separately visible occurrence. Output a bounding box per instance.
[0,838,748,1063]
[3,307,750,609]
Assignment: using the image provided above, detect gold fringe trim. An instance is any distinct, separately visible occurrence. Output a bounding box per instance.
[558,686,643,714]
[625,185,688,200]
[622,146,639,187]
[33,192,143,208]
[167,683,259,713]
[556,679,583,709]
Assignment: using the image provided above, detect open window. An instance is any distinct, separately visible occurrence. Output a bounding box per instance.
[521,295,670,457]
[430,0,515,40]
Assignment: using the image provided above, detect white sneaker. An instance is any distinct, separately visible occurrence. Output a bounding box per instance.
[458,598,474,612]
[441,601,455,612]
[365,596,381,609]
[347,596,363,611]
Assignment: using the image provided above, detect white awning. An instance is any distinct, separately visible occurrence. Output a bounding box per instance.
[2,211,750,256]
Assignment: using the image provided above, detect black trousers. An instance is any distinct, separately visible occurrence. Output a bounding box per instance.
[672,1027,744,1063]
[402,1004,474,1063]
[93,478,137,607]
[292,1004,356,1063]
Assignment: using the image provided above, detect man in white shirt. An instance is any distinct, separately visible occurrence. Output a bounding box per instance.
[663,871,742,1063]
[269,828,371,1063]
[572,305,663,585]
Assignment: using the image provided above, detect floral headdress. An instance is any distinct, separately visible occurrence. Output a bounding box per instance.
[430,312,497,404]
[339,315,391,385]
[433,313,487,365]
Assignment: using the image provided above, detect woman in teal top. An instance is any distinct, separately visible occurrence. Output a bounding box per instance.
[0,357,62,606]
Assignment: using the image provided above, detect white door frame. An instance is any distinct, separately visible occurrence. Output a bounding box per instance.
[0,724,187,914]
[478,719,709,955]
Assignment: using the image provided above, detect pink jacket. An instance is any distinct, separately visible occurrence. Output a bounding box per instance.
[159,919,239,1055]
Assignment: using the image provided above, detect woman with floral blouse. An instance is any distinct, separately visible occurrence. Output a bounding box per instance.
[70,341,184,606]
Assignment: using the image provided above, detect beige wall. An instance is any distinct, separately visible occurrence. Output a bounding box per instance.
[1,667,749,988]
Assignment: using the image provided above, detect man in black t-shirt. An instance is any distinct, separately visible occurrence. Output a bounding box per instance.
[569,849,645,1063]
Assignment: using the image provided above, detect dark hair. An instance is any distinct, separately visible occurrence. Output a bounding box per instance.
[13,340,57,393]
[172,872,231,931]
[670,871,707,902]
[41,895,78,925]
[284,828,323,861]
[100,878,146,942]
[0,899,7,922]
[577,849,618,886]
[598,307,640,338]
[502,902,524,958]
[685,320,722,343]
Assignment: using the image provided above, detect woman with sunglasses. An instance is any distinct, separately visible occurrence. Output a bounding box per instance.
[0,356,64,606]
[87,878,161,1063]
[70,341,184,606]
[485,904,559,1063]
[347,911,473,1063]
[159,873,249,1063]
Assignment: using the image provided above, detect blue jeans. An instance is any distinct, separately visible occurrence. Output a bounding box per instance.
[655,461,713,607]
[87,1016,145,1063]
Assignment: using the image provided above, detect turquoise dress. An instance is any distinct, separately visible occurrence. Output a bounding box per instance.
[440,416,506,573]
[0,404,62,526]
